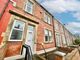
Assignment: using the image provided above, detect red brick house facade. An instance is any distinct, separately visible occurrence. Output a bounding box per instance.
[0,0,76,60]
[0,0,56,59]
[54,19,75,47]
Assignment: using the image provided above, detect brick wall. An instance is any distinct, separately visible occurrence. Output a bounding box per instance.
[0,45,6,60]
[37,20,55,50]
[5,42,22,57]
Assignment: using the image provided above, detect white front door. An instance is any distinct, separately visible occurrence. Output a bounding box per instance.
[25,24,35,54]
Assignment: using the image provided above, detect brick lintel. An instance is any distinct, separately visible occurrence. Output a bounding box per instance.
[9,10,39,24]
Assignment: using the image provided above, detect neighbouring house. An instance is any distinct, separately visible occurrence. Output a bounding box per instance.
[53,19,75,47]
[54,19,62,47]
[0,0,76,60]
[64,28,72,46]
[54,19,67,47]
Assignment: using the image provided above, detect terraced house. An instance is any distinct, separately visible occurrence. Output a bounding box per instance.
[54,19,66,47]
[0,0,76,60]
[54,19,75,47]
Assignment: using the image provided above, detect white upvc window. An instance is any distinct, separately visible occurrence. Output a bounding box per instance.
[25,0,33,14]
[62,35,66,45]
[44,13,51,24]
[56,34,60,47]
[44,29,49,42]
[49,31,52,42]
[9,20,25,41]
[44,29,52,43]
[48,17,51,24]
[54,21,59,30]
[55,33,62,47]
[44,13,48,22]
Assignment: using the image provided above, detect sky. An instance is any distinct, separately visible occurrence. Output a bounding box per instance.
[37,0,80,34]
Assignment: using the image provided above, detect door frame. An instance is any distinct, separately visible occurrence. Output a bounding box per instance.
[25,21,38,54]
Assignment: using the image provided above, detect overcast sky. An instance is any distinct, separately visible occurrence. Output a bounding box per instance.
[37,0,80,34]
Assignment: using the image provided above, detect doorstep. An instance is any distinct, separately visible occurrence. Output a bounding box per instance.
[54,51,66,57]
[36,47,56,54]
[4,55,25,60]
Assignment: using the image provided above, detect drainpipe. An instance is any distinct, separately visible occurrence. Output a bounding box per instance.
[52,17,56,47]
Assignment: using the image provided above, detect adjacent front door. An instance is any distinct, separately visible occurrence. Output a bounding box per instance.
[25,24,35,54]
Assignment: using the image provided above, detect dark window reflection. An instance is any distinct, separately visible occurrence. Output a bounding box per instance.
[10,20,25,40]
[10,29,22,40]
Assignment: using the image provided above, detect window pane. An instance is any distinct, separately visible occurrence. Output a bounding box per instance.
[49,36,52,41]
[44,13,51,24]
[10,20,25,40]
[27,7,32,13]
[25,1,33,14]
[62,35,66,45]
[49,31,52,41]
[45,36,48,41]
[27,1,32,7]
[14,20,25,31]
[44,30,49,42]
[45,29,48,35]
[49,31,51,36]
[28,25,34,31]
[44,13,48,22]
[56,34,60,46]
[10,29,22,40]
[48,17,51,24]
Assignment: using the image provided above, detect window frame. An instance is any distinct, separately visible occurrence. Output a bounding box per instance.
[54,21,59,30]
[62,35,66,45]
[44,29,53,43]
[44,12,51,24]
[8,20,25,41]
[55,34,60,47]
[24,0,33,14]
[55,33,63,47]
[44,29,49,43]
[48,30,53,42]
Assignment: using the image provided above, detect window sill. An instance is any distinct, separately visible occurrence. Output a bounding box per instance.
[8,40,23,42]
[24,10,34,16]
[44,41,54,44]
[43,20,52,26]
